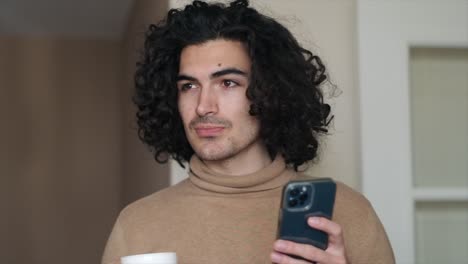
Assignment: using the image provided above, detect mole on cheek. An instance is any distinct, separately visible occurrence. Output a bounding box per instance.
[217,63,222,67]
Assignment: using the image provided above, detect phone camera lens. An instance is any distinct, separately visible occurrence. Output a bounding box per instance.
[299,193,308,201]
[288,198,298,207]
[289,188,299,197]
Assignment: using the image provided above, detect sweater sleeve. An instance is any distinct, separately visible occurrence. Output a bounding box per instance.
[334,182,395,264]
[353,201,395,264]
[101,217,127,264]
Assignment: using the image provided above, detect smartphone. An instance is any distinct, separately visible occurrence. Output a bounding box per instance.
[277,178,336,250]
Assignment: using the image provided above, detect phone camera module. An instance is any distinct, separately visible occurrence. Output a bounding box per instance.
[286,184,312,210]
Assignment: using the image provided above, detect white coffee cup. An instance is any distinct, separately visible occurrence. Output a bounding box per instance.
[121,252,177,264]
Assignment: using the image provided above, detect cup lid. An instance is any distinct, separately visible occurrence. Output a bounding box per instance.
[121,252,177,264]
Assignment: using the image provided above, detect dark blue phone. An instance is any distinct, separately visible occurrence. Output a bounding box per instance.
[277,178,336,250]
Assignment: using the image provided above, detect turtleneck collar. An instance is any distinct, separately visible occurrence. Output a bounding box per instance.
[188,154,295,194]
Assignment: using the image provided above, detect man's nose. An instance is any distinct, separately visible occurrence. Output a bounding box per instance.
[196,87,218,117]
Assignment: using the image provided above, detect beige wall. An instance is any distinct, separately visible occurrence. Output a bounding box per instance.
[1,36,122,264]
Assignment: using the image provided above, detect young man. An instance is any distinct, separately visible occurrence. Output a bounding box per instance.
[102,1,395,263]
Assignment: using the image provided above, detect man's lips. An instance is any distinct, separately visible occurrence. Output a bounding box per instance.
[194,126,225,137]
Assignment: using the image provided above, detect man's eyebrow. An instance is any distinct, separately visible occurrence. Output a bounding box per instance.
[176,68,248,82]
[211,68,248,78]
[176,75,197,82]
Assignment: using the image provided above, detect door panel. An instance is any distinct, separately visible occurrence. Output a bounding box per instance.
[357,1,468,263]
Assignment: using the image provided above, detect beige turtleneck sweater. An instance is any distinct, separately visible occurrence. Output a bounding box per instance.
[102,155,395,264]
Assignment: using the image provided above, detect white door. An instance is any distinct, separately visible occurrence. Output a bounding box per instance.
[357,1,468,263]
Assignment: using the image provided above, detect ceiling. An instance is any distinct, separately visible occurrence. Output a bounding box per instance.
[0,0,135,39]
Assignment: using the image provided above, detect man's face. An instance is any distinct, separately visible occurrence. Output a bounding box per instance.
[177,39,263,162]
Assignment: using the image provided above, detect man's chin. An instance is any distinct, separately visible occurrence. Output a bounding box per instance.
[194,148,235,162]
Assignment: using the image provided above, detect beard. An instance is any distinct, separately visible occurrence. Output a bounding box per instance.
[189,126,260,162]
[185,113,262,162]
[193,136,239,161]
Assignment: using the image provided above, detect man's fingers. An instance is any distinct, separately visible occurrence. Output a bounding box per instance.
[271,219,348,263]
[270,252,310,264]
[307,217,344,245]
[272,239,327,263]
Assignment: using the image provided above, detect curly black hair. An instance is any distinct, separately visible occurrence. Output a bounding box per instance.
[133,0,333,170]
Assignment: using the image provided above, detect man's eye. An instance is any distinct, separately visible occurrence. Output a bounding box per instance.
[180,83,195,91]
[222,80,238,88]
